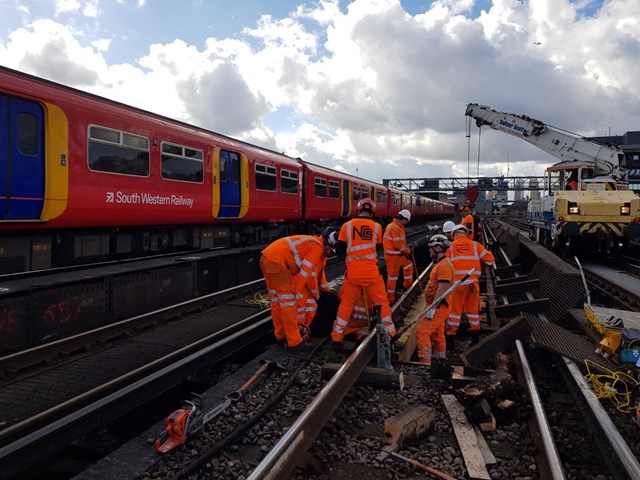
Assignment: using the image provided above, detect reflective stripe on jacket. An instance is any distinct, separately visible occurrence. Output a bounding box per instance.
[261,235,325,294]
[339,217,382,280]
[446,236,495,284]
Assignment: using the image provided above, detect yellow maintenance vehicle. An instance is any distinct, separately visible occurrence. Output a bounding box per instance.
[465,103,640,254]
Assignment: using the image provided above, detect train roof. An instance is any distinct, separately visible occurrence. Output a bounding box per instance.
[0,65,300,165]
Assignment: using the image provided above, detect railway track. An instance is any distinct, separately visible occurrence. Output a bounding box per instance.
[4,223,640,479]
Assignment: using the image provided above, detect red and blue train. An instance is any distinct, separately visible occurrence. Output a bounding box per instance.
[0,66,453,273]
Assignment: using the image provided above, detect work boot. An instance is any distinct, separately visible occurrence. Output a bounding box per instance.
[298,323,311,343]
[288,342,314,353]
[431,358,451,380]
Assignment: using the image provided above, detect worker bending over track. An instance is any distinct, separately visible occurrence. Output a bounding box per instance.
[260,229,337,350]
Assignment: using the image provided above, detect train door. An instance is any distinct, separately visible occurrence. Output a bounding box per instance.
[0,95,45,220]
[218,149,241,217]
[341,180,350,216]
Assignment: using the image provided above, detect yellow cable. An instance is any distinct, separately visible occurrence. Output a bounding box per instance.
[584,359,638,413]
[246,292,271,309]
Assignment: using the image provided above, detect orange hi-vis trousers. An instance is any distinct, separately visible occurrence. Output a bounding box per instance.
[332,276,395,342]
[384,254,413,303]
[296,289,318,328]
[260,256,304,348]
[334,288,372,341]
[416,303,451,364]
[446,281,480,336]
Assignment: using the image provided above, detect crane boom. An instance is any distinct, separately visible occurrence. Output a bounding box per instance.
[465,103,627,182]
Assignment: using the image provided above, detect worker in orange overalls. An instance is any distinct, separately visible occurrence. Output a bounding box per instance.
[416,234,454,364]
[383,209,413,304]
[461,205,476,241]
[295,235,336,340]
[331,198,396,344]
[260,230,337,350]
[445,224,495,336]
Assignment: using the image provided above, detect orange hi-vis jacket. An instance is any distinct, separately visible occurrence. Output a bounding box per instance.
[383,218,413,301]
[339,217,383,280]
[462,213,475,240]
[383,218,410,256]
[261,235,325,296]
[445,235,495,284]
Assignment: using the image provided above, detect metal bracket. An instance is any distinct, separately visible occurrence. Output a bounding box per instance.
[376,324,392,369]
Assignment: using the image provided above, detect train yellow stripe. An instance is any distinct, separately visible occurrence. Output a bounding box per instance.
[40,102,68,220]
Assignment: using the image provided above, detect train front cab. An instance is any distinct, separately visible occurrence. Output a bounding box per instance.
[0,94,69,272]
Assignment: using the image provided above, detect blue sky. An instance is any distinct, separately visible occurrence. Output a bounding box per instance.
[0,0,634,183]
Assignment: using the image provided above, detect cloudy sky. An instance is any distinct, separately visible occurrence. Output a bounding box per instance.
[0,0,638,184]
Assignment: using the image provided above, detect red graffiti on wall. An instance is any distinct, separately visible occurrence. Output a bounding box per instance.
[42,295,94,326]
[0,307,23,338]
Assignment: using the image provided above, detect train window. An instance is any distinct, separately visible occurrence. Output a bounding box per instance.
[281,170,298,194]
[329,180,340,198]
[88,125,149,176]
[315,178,327,197]
[255,163,277,191]
[161,142,204,183]
[231,153,240,182]
[352,186,360,200]
[17,113,39,156]
[220,156,227,181]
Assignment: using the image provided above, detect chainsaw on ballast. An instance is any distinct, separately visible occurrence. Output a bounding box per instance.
[153,359,281,454]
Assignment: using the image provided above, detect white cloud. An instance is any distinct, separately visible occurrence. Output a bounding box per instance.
[0,0,638,184]
[55,0,81,15]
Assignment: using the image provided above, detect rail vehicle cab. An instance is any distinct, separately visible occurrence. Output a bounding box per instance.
[528,161,640,253]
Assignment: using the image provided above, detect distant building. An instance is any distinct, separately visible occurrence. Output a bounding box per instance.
[529,178,540,199]
[514,179,524,201]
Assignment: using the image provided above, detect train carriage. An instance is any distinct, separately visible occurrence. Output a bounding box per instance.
[0,66,453,273]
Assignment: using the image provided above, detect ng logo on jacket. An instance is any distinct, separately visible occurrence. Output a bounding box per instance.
[353,225,373,240]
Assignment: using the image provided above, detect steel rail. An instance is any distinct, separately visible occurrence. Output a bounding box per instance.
[563,358,640,479]
[0,277,267,374]
[247,269,428,480]
[0,311,272,480]
[490,219,640,479]
[485,221,567,480]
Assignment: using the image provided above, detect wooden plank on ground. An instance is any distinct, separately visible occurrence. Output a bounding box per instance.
[441,394,491,480]
[474,426,497,465]
[320,363,420,388]
[461,316,531,366]
[392,295,426,362]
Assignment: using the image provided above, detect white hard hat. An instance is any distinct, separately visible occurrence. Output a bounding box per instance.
[451,224,469,236]
[442,221,456,233]
[428,234,451,249]
[398,209,411,222]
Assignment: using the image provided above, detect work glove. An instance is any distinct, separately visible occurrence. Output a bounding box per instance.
[425,309,435,320]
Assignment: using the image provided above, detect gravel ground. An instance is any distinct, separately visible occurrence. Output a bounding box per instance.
[138,342,547,480]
